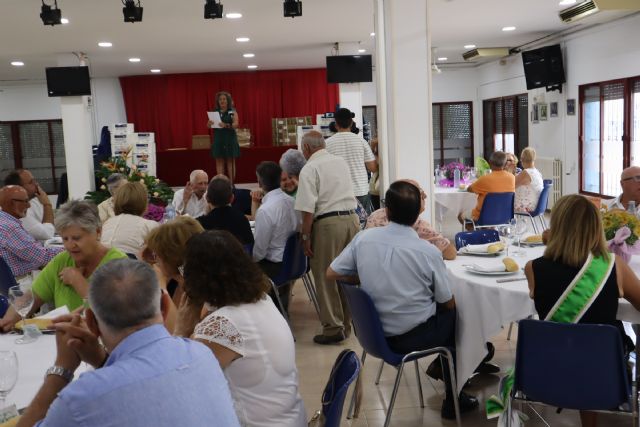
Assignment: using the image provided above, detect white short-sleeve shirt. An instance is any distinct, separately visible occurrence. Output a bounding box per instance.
[326,132,376,197]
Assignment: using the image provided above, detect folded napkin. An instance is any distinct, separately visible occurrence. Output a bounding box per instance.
[464,243,493,253]
[469,263,506,273]
[38,306,70,319]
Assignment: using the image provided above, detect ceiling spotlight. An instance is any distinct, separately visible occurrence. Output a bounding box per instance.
[11,61,25,67]
[283,0,302,18]
[236,37,250,42]
[370,32,375,37]
[225,12,242,19]
[129,57,141,63]
[502,26,516,31]
[358,49,366,53]
[243,53,255,58]
[438,57,448,61]
[40,0,62,26]
[98,42,113,47]
[150,69,161,73]
[464,44,476,49]
[123,0,143,23]
[247,65,258,69]
[60,17,69,24]
[204,0,223,19]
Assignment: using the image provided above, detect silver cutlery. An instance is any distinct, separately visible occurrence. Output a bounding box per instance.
[496,277,527,283]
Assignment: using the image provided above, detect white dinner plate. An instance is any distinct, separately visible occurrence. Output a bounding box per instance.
[458,247,503,257]
[519,241,544,247]
[462,264,519,276]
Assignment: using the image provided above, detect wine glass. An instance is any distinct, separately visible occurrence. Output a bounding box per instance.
[512,218,528,256]
[8,283,36,344]
[0,351,18,408]
[498,224,514,257]
[462,169,471,183]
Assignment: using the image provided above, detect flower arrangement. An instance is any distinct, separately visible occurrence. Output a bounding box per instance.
[444,162,466,180]
[85,154,174,222]
[602,208,640,262]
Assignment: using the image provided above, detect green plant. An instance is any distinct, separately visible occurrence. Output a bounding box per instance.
[84,155,174,206]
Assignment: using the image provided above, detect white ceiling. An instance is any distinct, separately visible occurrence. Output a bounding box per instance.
[0,0,635,82]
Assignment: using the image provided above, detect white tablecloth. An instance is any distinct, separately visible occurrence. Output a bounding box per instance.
[0,335,90,409]
[434,187,477,227]
[446,245,640,392]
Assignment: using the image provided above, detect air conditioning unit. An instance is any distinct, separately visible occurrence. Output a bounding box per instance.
[559,0,640,23]
[462,47,510,62]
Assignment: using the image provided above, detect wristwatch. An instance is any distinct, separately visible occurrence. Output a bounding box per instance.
[301,233,310,241]
[46,366,74,383]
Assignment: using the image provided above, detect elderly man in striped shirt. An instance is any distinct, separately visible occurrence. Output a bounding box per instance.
[0,186,62,279]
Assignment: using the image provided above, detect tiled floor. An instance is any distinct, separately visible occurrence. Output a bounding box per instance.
[289,281,631,426]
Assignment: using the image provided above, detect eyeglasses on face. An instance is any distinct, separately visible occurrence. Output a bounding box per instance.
[11,198,30,204]
[622,175,640,183]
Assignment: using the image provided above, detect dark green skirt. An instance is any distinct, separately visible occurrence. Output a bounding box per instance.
[211,128,240,159]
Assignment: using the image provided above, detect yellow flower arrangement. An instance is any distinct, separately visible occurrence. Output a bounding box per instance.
[602,209,640,245]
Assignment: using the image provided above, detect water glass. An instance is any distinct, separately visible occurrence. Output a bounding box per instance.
[498,224,514,257]
[8,284,36,345]
[512,218,528,256]
[0,351,18,408]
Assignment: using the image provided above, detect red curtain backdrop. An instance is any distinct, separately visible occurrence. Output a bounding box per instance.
[119,68,339,151]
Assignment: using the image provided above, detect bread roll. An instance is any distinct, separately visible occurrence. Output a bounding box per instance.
[502,257,519,272]
[524,235,543,243]
[487,242,505,253]
[15,318,52,331]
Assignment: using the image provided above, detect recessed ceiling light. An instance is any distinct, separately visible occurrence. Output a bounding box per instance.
[502,26,516,32]
[129,57,141,63]
[10,61,24,67]
[243,53,255,58]
[370,32,375,37]
[225,12,242,19]
[150,69,161,73]
[438,57,448,61]
[464,44,476,49]
[236,37,250,42]
[60,17,69,24]
[247,65,258,69]
[358,49,366,53]
[98,42,112,47]
[559,0,576,5]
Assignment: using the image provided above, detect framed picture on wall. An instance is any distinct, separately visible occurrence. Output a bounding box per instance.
[539,103,548,121]
[567,99,576,116]
[550,102,558,117]
[531,104,539,123]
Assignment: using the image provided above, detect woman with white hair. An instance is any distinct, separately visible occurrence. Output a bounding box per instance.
[515,147,544,213]
[0,200,127,331]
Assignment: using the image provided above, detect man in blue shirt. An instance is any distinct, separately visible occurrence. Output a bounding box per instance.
[327,180,478,420]
[18,259,239,427]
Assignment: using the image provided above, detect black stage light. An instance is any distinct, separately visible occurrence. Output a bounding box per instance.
[283,0,302,18]
[123,0,143,23]
[204,0,223,19]
[40,1,62,26]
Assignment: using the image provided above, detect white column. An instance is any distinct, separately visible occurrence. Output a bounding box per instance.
[374,0,435,223]
[57,53,95,199]
[60,97,95,198]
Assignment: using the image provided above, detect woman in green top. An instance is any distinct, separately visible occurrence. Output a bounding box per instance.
[0,200,126,332]
[208,91,240,182]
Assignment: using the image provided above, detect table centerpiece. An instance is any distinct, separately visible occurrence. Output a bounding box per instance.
[602,208,640,263]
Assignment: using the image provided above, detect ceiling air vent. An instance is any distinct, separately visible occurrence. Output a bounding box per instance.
[559,0,640,23]
[462,47,510,61]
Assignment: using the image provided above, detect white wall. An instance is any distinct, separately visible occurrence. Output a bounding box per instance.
[91,77,127,143]
[0,82,60,120]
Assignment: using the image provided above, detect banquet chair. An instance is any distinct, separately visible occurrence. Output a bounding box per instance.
[310,349,361,427]
[515,180,552,234]
[339,282,461,427]
[509,319,634,426]
[231,188,252,215]
[0,256,17,296]
[462,192,514,230]
[0,295,8,318]
[269,233,320,323]
[454,229,500,250]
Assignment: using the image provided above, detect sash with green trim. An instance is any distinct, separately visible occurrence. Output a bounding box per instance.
[544,253,614,324]
[486,253,614,423]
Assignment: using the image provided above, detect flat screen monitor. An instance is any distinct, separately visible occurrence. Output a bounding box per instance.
[326,55,373,83]
[45,66,91,97]
[521,44,566,90]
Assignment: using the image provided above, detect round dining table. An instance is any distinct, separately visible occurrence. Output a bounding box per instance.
[446,244,640,393]
[433,186,477,229]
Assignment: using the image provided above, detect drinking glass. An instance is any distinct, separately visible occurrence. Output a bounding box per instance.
[8,283,36,344]
[0,351,18,408]
[462,169,471,182]
[498,224,514,257]
[512,218,528,256]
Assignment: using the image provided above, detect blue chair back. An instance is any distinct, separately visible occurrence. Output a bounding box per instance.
[514,319,630,410]
[476,192,514,226]
[271,233,307,287]
[454,230,500,250]
[243,243,253,256]
[322,350,361,427]
[339,282,403,366]
[232,188,252,215]
[529,182,552,217]
[0,256,17,296]
[0,295,8,318]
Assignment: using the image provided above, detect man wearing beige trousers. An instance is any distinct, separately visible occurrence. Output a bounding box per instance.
[295,131,360,345]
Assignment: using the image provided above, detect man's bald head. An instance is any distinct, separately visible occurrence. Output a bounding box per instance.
[0,186,30,218]
[620,166,640,206]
